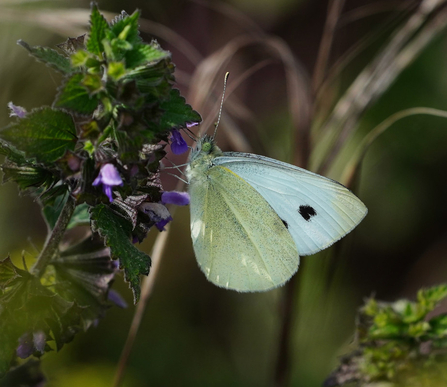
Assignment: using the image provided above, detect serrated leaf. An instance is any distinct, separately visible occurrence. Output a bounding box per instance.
[108,10,141,46]
[17,40,72,74]
[90,204,151,303]
[159,88,202,132]
[107,62,126,80]
[68,203,91,229]
[124,42,170,69]
[0,139,27,164]
[86,3,109,57]
[0,257,23,289]
[2,160,55,190]
[54,73,99,115]
[0,107,77,164]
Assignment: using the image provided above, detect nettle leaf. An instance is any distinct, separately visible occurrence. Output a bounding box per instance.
[0,108,77,164]
[124,59,174,95]
[109,10,141,46]
[0,270,83,375]
[0,257,24,289]
[86,3,109,57]
[90,204,151,303]
[54,73,100,115]
[159,88,202,132]
[17,40,72,74]
[68,203,90,229]
[0,139,27,164]
[2,160,56,191]
[124,41,170,69]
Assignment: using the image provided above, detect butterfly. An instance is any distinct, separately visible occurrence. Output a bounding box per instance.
[185,134,367,292]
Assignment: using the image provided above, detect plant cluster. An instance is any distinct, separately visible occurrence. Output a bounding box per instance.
[0,3,200,381]
[325,284,447,387]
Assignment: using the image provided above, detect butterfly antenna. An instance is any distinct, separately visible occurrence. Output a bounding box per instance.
[167,172,189,185]
[162,158,187,176]
[213,72,230,139]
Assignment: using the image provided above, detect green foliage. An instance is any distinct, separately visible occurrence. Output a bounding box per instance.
[17,40,72,74]
[325,284,447,386]
[90,204,151,303]
[0,3,200,381]
[0,108,77,164]
[54,73,100,114]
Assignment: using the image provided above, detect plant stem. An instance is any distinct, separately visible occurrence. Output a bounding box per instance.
[31,195,76,277]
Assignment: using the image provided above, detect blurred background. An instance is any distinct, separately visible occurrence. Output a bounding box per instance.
[1,0,447,386]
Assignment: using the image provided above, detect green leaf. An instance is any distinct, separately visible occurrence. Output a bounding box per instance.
[109,10,141,46]
[17,40,72,74]
[2,160,55,190]
[90,204,151,303]
[158,88,202,132]
[0,257,24,289]
[107,62,126,80]
[82,74,103,95]
[54,73,100,115]
[124,41,170,69]
[0,139,27,164]
[68,203,90,229]
[0,107,77,164]
[86,3,109,57]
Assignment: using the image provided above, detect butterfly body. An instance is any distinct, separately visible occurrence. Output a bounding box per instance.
[186,135,367,292]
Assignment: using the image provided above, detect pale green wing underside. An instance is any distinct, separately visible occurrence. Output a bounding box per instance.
[189,165,299,292]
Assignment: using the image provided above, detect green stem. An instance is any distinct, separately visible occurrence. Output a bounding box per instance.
[31,195,76,277]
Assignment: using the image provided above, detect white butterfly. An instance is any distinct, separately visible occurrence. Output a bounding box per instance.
[186,135,367,292]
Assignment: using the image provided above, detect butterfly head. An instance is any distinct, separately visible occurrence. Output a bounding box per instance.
[187,135,223,181]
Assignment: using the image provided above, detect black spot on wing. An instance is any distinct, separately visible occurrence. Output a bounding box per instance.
[281,219,289,228]
[298,205,317,221]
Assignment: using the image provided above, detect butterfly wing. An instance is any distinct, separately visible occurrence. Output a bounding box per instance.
[189,163,299,292]
[214,153,367,256]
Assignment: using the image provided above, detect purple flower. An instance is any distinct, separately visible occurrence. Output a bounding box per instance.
[108,289,128,308]
[92,163,123,202]
[33,331,46,354]
[170,129,188,155]
[186,122,199,129]
[161,191,190,206]
[155,216,173,231]
[8,102,27,118]
[17,333,34,359]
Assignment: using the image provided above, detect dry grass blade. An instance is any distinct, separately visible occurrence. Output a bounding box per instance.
[314,1,416,127]
[339,0,417,28]
[340,107,447,187]
[138,18,203,66]
[312,0,346,94]
[313,0,447,175]
[191,0,264,36]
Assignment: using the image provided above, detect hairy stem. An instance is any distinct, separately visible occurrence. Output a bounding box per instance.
[31,195,76,277]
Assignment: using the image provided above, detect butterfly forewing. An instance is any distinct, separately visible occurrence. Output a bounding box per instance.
[214,153,368,256]
[189,164,299,292]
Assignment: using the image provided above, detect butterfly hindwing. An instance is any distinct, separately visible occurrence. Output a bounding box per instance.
[189,163,299,292]
[214,153,368,256]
